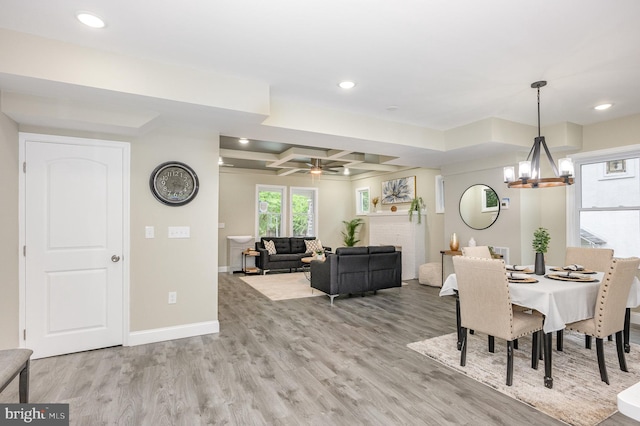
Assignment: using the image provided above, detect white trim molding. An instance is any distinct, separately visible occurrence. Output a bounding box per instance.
[128,321,220,346]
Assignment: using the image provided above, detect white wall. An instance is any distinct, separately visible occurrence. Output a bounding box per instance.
[129,127,219,332]
[0,108,19,348]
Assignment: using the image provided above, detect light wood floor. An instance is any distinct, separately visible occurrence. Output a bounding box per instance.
[2,273,639,425]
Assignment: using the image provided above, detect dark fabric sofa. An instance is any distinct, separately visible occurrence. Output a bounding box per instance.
[255,237,331,274]
[310,246,402,305]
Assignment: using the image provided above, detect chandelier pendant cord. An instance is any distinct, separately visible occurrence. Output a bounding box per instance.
[526,84,560,179]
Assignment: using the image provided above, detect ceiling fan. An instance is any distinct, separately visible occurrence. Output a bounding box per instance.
[305,158,340,175]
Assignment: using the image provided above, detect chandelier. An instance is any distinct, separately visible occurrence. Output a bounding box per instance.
[503,81,574,188]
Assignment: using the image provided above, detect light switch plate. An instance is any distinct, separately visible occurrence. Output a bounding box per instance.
[145,226,155,239]
[168,226,190,238]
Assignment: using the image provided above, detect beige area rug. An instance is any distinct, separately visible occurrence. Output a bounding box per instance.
[408,331,640,426]
[240,272,326,301]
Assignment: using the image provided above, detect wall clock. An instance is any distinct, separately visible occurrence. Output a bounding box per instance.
[149,161,199,206]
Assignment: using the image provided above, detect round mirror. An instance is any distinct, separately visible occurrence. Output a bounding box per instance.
[459,184,500,230]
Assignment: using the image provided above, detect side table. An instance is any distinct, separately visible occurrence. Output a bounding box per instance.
[242,249,260,274]
[440,249,503,284]
[301,256,325,281]
[440,250,462,287]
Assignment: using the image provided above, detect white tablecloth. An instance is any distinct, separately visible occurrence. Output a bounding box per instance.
[440,267,640,333]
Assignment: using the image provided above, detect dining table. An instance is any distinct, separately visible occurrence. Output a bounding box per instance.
[440,266,640,389]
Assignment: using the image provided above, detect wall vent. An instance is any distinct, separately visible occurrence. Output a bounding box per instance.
[492,246,510,264]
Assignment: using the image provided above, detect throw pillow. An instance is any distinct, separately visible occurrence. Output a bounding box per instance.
[304,239,324,254]
[264,240,277,255]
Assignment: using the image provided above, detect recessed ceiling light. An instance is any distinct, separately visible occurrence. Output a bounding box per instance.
[343,167,350,175]
[594,103,613,111]
[76,12,106,28]
[238,138,249,144]
[338,81,356,90]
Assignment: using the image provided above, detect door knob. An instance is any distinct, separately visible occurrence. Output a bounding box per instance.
[111,255,121,262]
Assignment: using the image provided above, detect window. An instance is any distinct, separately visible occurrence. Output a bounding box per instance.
[355,187,370,215]
[256,185,286,238]
[435,175,445,213]
[571,148,640,258]
[290,187,318,237]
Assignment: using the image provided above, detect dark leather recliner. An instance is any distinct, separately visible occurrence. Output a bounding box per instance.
[310,246,401,305]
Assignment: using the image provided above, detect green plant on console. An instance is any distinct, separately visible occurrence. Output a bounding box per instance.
[532,227,550,253]
[342,218,364,247]
[409,197,425,224]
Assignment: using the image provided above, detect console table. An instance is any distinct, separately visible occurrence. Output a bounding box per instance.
[439,250,462,286]
[439,249,502,285]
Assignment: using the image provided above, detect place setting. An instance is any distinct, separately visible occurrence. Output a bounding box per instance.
[544,264,600,282]
[506,264,534,274]
[549,264,597,274]
[506,271,538,284]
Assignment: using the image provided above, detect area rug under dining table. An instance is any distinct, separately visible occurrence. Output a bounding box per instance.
[408,331,640,426]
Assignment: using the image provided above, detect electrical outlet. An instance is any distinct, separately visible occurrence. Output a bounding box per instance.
[168,292,177,304]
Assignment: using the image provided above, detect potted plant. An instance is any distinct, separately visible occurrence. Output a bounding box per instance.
[532,227,550,275]
[409,197,425,224]
[342,218,364,247]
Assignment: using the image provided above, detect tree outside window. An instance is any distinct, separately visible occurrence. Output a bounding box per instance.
[257,187,283,237]
[291,187,317,237]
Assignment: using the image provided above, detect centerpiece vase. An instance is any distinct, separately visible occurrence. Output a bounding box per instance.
[534,252,546,275]
[450,233,459,251]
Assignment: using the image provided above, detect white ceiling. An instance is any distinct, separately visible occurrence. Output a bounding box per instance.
[1,0,639,172]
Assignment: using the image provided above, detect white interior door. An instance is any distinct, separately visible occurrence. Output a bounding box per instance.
[22,135,128,359]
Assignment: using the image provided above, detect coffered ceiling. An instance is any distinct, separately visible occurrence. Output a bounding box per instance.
[1,0,639,174]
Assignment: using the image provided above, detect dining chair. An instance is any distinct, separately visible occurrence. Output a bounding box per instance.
[565,257,640,385]
[565,246,614,272]
[555,247,616,351]
[459,245,493,346]
[461,246,492,258]
[453,256,543,386]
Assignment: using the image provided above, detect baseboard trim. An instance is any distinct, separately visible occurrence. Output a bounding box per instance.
[631,311,640,326]
[219,266,229,273]
[127,320,219,346]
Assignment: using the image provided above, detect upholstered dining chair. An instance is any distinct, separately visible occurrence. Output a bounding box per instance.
[565,246,614,272]
[461,246,492,259]
[453,256,543,386]
[459,245,494,346]
[557,247,616,350]
[565,257,640,385]
[554,247,616,351]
